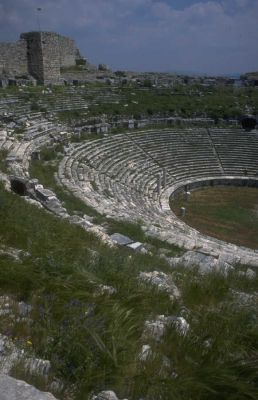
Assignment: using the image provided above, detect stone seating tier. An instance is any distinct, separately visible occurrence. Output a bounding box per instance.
[57,128,258,262]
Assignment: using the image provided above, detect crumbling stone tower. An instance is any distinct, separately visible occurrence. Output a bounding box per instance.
[0,31,84,85]
[20,32,61,85]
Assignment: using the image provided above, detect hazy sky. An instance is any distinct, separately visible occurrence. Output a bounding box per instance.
[0,0,258,75]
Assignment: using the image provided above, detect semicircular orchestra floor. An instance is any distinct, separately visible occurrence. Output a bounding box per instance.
[170,185,258,250]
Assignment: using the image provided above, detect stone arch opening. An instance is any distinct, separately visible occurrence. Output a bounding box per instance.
[10,178,27,196]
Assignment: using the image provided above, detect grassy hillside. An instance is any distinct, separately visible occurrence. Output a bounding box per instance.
[0,184,258,399]
[1,83,258,122]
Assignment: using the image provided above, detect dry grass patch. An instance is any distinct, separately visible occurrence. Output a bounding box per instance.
[170,186,258,249]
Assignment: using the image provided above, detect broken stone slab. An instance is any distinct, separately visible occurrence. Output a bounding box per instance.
[245,268,256,279]
[0,331,52,380]
[126,241,144,251]
[218,252,241,266]
[144,317,166,342]
[44,201,65,215]
[24,196,43,209]
[230,290,258,307]
[0,374,58,400]
[90,391,118,400]
[237,268,257,279]
[0,334,21,374]
[35,185,56,202]
[143,315,189,342]
[83,214,94,223]
[110,233,134,246]
[168,251,234,275]
[24,358,51,377]
[68,215,85,225]
[139,271,180,300]
[139,344,152,361]
[90,390,127,400]
[68,215,93,228]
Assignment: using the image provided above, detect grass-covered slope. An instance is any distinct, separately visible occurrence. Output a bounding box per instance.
[0,184,258,399]
[1,83,258,122]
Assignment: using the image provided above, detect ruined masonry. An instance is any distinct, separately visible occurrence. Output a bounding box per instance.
[0,31,85,85]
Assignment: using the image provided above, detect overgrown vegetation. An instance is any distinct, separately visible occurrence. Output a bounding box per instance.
[1,81,258,399]
[0,185,258,399]
[84,85,258,120]
[1,83,257,123]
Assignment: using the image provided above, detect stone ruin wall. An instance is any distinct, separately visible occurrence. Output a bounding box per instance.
[0,40,28,77]
[58,35,81,67]
[40,32,62,85]
[20,32,44,83]
[0,31,84,84]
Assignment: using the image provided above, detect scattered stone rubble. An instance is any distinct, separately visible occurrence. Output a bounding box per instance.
[143,315,189,342]
[110,233,146,252]
[139,344,152,361]
[167,251,234,275]
[230,290,258,307]
[139,271,181,300]
[90,390,127,400]
[24,358,51,377]
[0,296,62,398]
[0,245,29,262]
[95,284,117,296]
[238,268,257,279]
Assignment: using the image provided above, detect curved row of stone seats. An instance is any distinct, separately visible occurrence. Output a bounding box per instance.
[0,95,31,116]
[58,137,164,218]
[23,121,57,141]
[32,86,126,112]
[66,134,162,192]
[1,113,65,177]
[58,128,258,264]
[37,94,89,112]
[209,128,258,176]
[59,128,258,222]
[60,160,162,220]
[128,129,223,181]
[0,86,127,118]
[59,129,223,222]
[79,87,126,105]
[0,138,15,152]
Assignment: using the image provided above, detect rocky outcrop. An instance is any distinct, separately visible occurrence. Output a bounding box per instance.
[168,251,234,275]
[143,315,189,342]
[0,374,58,400]
[139,271,180,300]
[90,391,122,400]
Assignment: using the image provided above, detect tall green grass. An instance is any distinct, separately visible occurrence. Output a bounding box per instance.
[0,186,258,399]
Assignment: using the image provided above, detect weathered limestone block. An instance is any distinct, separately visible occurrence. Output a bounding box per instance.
[143,315,189,342]
[90,390,125,400]
[139,271,180,300]
[169,251,234,275]
[0,374,58,400]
